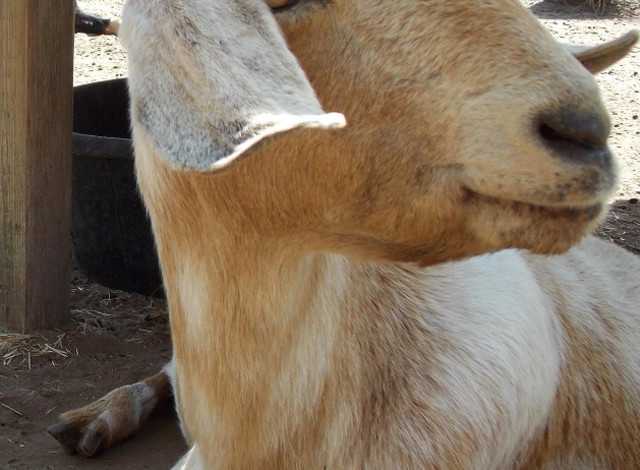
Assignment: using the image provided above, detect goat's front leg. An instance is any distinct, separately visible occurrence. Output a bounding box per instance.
[47,364,173,457]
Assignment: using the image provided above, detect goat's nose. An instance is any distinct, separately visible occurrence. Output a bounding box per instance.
[537,108,611,167]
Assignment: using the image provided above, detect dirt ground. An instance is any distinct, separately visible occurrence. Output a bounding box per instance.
[1,1,639,469]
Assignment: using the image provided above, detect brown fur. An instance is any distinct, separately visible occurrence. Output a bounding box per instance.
[49,1,640,468]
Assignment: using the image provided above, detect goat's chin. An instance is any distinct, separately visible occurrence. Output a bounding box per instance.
[466,190,606,255]
[315,191,605,266]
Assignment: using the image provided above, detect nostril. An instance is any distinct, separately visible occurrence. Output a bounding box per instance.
[538,109,608,149]
[537,108,611,165]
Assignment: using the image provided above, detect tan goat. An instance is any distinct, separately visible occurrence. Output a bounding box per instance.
[49,0,640,468]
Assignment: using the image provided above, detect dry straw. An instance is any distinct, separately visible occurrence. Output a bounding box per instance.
[0,333,74,369]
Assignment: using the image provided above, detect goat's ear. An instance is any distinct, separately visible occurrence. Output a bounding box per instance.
[122,0,345,172]
[566,30,638,74]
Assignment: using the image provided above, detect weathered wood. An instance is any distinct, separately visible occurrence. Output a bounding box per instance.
[0,0,74,332]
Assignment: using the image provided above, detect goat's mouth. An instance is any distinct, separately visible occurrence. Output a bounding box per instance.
[464,189,604,253]
[465,189,603,224]
[467,190,603,220]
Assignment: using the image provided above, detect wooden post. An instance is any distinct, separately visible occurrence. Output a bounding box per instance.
[0,0,73,332]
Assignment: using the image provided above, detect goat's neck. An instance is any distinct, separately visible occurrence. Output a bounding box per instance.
[150,177,349,463]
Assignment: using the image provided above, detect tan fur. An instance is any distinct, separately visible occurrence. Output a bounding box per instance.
[137,142,640,469]
[49,0,640,468]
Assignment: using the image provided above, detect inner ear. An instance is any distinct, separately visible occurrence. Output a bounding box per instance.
[567,30,638,74]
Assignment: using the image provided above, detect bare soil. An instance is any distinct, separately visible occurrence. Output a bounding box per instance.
[1,1,639,469]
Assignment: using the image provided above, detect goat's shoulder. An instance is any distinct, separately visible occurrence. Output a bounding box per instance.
[331,255,560,467]
[518,237,640,468]
[527,235,640,335]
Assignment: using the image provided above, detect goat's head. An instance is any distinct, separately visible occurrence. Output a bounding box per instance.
[122,0,638,265]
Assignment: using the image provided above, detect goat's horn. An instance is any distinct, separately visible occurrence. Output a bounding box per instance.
[265,0,297,7]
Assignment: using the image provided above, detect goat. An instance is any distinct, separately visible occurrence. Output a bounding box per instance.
[75,1,119,35]
[49,0,640,468]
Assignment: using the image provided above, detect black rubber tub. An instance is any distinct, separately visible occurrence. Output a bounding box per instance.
[72,78,163,296]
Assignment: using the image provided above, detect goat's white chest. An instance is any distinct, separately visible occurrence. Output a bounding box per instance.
[417,250,562,466]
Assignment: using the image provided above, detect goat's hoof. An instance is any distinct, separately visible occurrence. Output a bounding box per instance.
[47,421,83,455]
[47,420,105,457]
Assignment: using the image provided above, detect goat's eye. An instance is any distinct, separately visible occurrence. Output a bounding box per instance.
[267,0,302,11]
[269,0,328,15]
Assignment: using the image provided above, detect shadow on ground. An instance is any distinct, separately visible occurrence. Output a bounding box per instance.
[596,198,640,256]
[529,0,639,20]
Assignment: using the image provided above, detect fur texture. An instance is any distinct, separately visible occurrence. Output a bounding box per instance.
[49,0,639,468]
